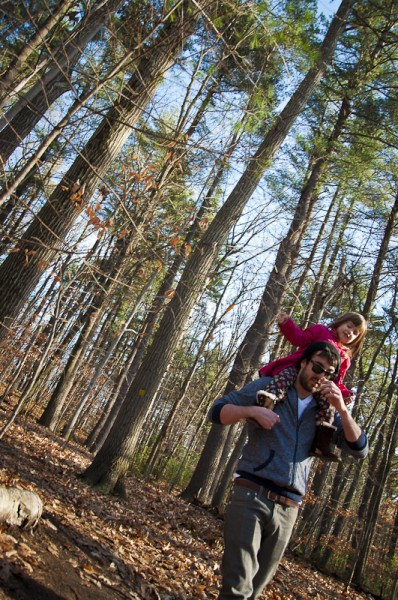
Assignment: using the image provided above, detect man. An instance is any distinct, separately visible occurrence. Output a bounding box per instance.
[208,341,368,600]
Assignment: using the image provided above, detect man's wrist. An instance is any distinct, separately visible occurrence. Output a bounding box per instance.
[339,410,362,443]
[337,405,349,418]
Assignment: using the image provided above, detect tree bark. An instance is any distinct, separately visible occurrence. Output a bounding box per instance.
[81,0,355,495]
[350,354,398,585]
[0,0,123,162]
[0,0,205,335]
[363,189,398,320]
[183,89,352,504]
[85,127,241,452]
[185,14,395,504]
[0,0,76,105]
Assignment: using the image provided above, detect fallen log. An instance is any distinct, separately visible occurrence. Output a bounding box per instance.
[0,487,43,528]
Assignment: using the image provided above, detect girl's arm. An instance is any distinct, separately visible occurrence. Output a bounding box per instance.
[278,314,329,348]
[338,382,354,399]
[336,357,354,399]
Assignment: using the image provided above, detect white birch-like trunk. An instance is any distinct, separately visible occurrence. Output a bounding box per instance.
[0,487,43,528]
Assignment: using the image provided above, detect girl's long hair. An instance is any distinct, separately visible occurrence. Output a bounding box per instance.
[329,312,367,357]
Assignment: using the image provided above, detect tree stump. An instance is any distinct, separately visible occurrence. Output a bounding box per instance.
[0,487,43,528]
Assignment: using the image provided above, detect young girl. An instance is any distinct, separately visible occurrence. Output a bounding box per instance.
[257,311,367,462]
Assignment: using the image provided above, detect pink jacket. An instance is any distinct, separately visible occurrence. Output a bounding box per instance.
[258,318,353,398]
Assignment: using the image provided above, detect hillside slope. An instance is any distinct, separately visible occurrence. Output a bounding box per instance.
[0,413,376,600]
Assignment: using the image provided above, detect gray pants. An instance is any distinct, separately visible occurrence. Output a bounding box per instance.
[219,485,299,599]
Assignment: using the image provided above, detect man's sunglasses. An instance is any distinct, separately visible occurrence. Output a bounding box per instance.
[309,359,335,380]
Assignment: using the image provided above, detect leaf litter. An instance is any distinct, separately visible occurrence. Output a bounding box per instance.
[0,414,376,599]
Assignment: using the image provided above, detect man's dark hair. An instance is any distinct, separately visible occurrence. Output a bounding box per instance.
[299,341,340,376]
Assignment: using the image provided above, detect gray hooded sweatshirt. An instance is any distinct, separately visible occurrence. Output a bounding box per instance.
[209,376,368,503]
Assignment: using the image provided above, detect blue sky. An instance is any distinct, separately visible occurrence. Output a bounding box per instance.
[317,0,340,18]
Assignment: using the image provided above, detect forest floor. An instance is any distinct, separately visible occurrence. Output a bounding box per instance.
[0,412,377,600]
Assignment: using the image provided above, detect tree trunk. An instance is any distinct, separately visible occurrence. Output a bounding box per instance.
[350,356,398,585]
[38,308,99,429]
[182,81,354,505]
[85,128,241,452]
[81,0,355,496]
[317,461,363,567]
[304,195,353,325]
[60,269,157,440]
[181,422,240,501]
[0,0,76,105]
[0,0,123,162]
[85,339,141,452]
[0,0,205,334]
[145,266,235,477]
[38,225,147,430]
[212,426,247,509]
[363,189,398,320]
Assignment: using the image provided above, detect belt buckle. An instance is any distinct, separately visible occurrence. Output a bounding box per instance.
[262,485,298,509]
[264,488,285,506]
[264,488,275,502]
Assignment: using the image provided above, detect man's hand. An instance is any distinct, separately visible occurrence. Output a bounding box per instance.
[251,406,281,430]
[318,381,362,443]
[220,404,280,430]
[318,380,346,413]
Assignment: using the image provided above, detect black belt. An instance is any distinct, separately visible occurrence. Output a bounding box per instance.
[234,478,300,509]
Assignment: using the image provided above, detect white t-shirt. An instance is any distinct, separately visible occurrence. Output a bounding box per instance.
[297,395,313,419]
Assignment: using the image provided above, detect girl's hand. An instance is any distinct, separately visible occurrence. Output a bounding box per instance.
[278,310,289,325]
